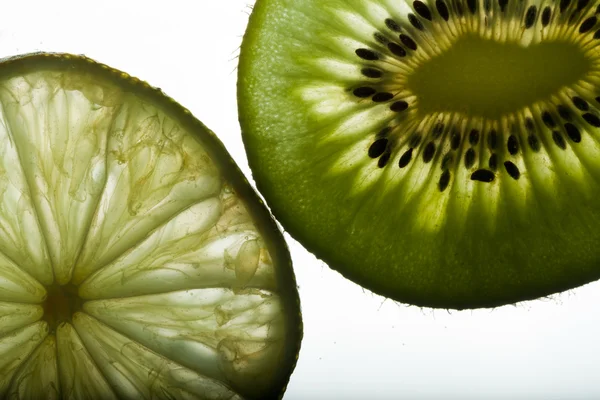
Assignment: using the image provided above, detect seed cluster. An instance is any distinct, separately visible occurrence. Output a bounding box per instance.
[347,0,600,192]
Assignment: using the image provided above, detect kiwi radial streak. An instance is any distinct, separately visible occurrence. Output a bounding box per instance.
[238,0,600,308]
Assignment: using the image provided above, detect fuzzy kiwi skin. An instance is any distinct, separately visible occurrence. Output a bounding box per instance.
[238,0,600,309]
[0,53,303,400]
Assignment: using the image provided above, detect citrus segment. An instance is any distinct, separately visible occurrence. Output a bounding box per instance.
[56,322,117,400]
[7,335,60,399]
[72,98,221,285]
[73,313,242,400]
[0,115,51,284]
[84,288,285,390]
[0,302,43,336]
[79,186,276,299]
[0,322,48,397]
[0,73,112,285]
[0,251,46,303]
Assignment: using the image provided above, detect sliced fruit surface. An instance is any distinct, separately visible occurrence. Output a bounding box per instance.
[0,53,301,399]
[238,0,600,308]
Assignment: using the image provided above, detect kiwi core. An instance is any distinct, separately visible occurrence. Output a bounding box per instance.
[42,284,84,331]
[406,35,591,119]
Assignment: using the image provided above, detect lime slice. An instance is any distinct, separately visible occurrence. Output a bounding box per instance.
[0,53,301,399]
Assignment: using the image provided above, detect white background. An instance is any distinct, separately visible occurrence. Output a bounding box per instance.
[4,1,600,399]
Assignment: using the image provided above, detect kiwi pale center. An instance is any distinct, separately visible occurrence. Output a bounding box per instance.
[406,35,592,118]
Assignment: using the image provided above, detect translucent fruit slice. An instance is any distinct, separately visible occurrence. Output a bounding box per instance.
[0,53,301,399]
[238,0,600,308]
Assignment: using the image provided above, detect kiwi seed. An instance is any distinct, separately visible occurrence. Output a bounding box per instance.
[467,0,477,13]
[542,111,556,127]
[423,142,437,162]
[469,129,480,145]
[368,139,389,158]
[355,48,378,60]
[408,13,425,30]
[362,68,383,78]
[451,130,461,150]
[436,0,451,20]
[542,7,552,25]
[414,0,434,20]
[374,32,389,44]
[583,112,600,126]
[579,15,597,32]
[572,96,589,110]
[507,135,519,155]
[432,122,445,138]
[557,104,572,120]
[471,169,496,182]
[399,148,414,168]
[400,34,418,50]
[372,92,394,102]
[385,18,401,32]
[353,87,376,98]
[439,169,451,191]
[504,161,521,179]
[388,42,407,57]
[565,122,582,142]
[552,131,568,148]
[525,6,538,28]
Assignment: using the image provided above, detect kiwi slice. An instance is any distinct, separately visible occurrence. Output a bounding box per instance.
[0,53,301,399]
[238,0,600,309]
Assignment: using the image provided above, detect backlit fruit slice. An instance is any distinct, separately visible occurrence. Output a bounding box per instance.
[0,53,301,399]
[238,0,600,309]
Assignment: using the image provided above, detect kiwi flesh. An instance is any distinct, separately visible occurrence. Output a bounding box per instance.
[238,0,600,309]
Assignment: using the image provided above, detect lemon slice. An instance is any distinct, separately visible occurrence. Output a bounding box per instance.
[0,53,301,399]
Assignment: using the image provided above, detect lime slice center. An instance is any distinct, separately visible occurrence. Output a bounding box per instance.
[42,284,83,331]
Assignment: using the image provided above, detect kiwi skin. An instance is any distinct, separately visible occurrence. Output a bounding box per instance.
[238,0,600,309]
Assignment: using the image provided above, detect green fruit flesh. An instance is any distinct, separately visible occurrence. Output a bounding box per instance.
[239,0,600,308]
[0,53,301,399]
